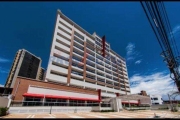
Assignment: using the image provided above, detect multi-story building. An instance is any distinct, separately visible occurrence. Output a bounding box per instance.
[5,49,44,88]
[150,95,163,105]
[9,9,131,109]
[45,9,130,99]
[37,67,45,80]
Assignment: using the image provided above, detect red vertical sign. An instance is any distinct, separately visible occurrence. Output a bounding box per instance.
[98,89,101,102]
[102,35,106,57]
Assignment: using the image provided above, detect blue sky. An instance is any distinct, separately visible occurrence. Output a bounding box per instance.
[0,2,180,100]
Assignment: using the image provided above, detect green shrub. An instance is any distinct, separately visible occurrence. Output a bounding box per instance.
[158,107,168,110]
[100,109,115,112]
[0,107,9,116]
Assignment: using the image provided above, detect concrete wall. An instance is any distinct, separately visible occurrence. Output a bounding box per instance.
[9,106,93,114]
[151,104,169,110]
[0,97,9,107]
[90,106,113,112]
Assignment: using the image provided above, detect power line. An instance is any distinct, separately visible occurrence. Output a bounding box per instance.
[140,1,180,92]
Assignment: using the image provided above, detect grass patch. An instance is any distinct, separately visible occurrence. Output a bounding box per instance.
[158,107,169,110]
[100,110,115,112]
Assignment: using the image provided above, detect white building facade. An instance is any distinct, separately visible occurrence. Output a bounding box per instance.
[150,95,163,105]
[45,9,130,99]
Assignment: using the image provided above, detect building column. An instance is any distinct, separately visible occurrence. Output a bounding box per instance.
[67,99,69,106]
[67,25,75,85]
[85,101,87,106]
[42,96,45,106]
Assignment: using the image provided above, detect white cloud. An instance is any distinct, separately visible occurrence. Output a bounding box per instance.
[0,67,9,73]
[0,84,4,87]
[125,43,141,62]
[129,71,178,96]
[126,43,136,61]
[135,60,142,65]
[0,57,10,63]
[170,25,180,36]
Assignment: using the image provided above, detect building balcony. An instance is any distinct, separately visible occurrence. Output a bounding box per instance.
[74,40,84,49]
[86,56,95,63]
[96,74,105,80]
[86,74,96,80]
[86,64,95,69]
[113,77,119,82]
[96,65,104,71]
[72,63,84,72]
[96,60,104,67]
[71,72,83,79]
[73,51,84,59]
[105,70,112,76]
[73,46,84,55]
[105,64,111,69]
[56,35,71,46]
[86,69,96,75]
[74,31,84,41]
[86,40,95,47]
[97,77,105,83]
[57,28,71,40]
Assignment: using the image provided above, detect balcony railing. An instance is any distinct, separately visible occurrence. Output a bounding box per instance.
[74,36,84,45]
[106,75,112,80]
[74,47,84,56]
[86,74,96,80]
[74,42,84,50]
[106,81,113,85]
[105,70,111,75]
[96,60,104,66]
[86,61,95,67]
[71,71,83,76]
[97,77,105,83]
[97,71,104,77]
[72,62,84,69]
[86,39,94,47]
[113,77,119,82]
[74,31,84,41]
[114,83,119,87]
[86,68,95,74]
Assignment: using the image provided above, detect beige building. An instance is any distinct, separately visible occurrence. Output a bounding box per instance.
[5,49,44,88]
[37,67,45,80]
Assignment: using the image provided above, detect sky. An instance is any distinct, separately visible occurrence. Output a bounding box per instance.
[0,2,180,100]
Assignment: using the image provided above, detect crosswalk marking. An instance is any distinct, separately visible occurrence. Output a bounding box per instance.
[69,116,84,118]
[26,115,32,118]
[87,114,109,118]
[108,115,131,118]
[31,115,35,118]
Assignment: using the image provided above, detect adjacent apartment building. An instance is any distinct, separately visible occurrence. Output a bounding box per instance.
[45,9,130,99]
[5,49,44,88]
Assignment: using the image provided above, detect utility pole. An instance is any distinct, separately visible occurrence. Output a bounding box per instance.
[49,104,52,114]
[168,94,173,111]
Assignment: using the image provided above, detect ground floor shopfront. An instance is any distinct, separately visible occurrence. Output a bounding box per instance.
[10,77,147,109]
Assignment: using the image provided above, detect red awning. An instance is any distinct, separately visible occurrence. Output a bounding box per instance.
[22,93,100,102]
[69,97,87,101]
[45,95,69,99]
[86,99,101,102]
[23,93,44,98]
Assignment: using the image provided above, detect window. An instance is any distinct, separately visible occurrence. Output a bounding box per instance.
[23,97,42,106]
[153,98,158,100]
